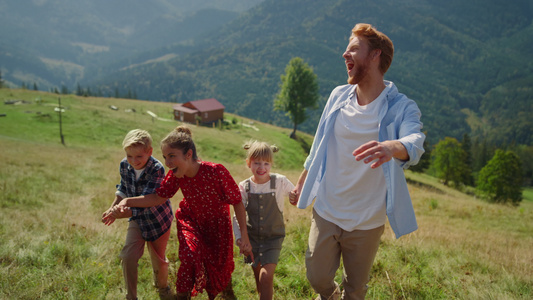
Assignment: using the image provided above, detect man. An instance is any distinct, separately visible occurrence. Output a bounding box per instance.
[293,23,425,300]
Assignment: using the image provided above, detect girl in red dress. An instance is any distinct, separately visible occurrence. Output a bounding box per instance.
[117,126,252,300]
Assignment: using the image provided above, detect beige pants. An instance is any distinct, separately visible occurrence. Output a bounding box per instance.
[120,220,171,300]
[306,209,384,300]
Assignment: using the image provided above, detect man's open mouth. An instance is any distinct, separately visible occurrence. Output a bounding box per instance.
[346,61,354,71]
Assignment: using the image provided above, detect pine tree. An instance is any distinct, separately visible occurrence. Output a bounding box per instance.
[0,69,4,88]
[461,133,474,185]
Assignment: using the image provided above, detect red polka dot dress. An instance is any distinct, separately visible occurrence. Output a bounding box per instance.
[156,161,241,298]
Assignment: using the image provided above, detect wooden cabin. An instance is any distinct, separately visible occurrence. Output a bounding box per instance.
[173,98,225,124]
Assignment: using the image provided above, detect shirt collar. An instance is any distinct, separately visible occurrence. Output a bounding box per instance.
[348,81,394,102]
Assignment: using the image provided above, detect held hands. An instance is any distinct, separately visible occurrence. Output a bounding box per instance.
[289,190,298,206]
[101,207,116,226]
[115,199,130,214]
[291,169,307,206]
[236,238,254,263]
[290,181,304,206]
[101,205,132,226]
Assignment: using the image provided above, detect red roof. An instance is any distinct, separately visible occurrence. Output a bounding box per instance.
[172,103,198,114]
[174,98,224,112]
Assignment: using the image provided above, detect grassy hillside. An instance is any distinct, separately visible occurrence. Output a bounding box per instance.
[1,89,532,299]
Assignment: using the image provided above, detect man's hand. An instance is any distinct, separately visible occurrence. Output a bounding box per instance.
[353,140,408,169]
[289,190,298,206]
[290,169,307,206]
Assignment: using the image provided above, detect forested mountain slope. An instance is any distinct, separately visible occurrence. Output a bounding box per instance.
[92,0,533,146]
[2,0,531,146]
[0,0,262,89]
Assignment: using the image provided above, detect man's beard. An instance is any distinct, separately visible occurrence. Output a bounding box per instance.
[347,57,370,85]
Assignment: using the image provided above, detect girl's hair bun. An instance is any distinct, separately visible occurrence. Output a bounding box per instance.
[175,125,192,136]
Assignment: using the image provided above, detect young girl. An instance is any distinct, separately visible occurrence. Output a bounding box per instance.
[117,126,252,300]
[233,140,297,300]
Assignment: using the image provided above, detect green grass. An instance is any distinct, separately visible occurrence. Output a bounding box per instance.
[1,88,532,299]
[522,188,533,202]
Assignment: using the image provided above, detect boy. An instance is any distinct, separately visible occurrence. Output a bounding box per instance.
[102,129,175,300]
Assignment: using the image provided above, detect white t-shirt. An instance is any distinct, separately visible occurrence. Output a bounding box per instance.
[134,168,144,180]
[315,87,388,231]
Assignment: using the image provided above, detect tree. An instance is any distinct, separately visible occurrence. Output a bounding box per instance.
[274,57,319,138]
[510,145,533,186]
[477,150,523,204]
[471,136,495,173]
[0,69,4,88]
[431,137,469,186]
[85,87,92,97]
[61,85,69,95]
[461,133,474,185]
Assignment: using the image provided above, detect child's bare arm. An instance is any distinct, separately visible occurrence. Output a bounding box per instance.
[290,169,308,205]
[102,206,132,226]
[102,195,123,225]
[111,206,132,219]
[116,194,167,212]
[233,202,254,260]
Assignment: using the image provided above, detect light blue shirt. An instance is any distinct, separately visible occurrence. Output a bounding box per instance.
[297,81,425,239]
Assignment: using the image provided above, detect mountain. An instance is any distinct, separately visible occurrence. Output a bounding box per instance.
[88,0,533,146]
[0,0,263,88]
[2,0,532,146]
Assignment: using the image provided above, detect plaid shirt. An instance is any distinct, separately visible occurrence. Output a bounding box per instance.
[116,156,173,241]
